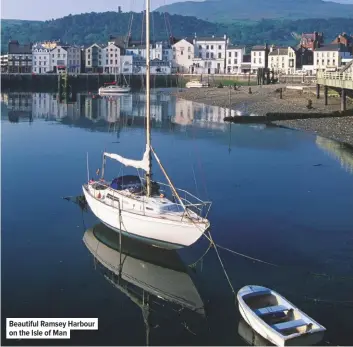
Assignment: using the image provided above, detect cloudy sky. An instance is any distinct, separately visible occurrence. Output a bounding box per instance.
[1,0,351,20]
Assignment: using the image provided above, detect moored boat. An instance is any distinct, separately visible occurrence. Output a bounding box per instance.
[185,80,209,88]
[98,85,131,94]
[237,285,326,346]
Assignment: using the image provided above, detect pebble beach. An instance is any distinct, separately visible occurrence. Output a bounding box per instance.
[172,85,353,146]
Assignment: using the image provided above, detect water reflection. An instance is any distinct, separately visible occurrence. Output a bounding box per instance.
[1,92,228,130]
[83,223,206,345]
[1,91,308,151]
[316,136,353,173]
[238,319,273,346]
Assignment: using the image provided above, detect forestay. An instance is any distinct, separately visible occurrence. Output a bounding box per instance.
[104,145,150,173]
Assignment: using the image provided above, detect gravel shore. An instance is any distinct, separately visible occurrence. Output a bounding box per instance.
[172,85,353,146]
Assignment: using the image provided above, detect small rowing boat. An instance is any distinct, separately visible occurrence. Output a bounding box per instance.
[237,285,326,346]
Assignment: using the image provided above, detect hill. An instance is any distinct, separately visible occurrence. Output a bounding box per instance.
[1,12,223,52]
[1,13,353,53]
[155,0,353,22]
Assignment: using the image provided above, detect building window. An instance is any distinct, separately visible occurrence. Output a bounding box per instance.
[218,45,221,49]
[218,53,221,58]
[228,59,231,64]
[259,58,262,64]
[188,47,191,52]
[235,52,238,57]
[234,59,237,64]
[254,58,256,64]
[206,45,209,49]
[88,60,91,65]
[211,45,214,49]
[110,60,113,64]
[199,45,202,50]
[181,51,183,55]
[206,53,209,58]
[211,53,214,58]
[188,55,191,59]
[228,52,231,57]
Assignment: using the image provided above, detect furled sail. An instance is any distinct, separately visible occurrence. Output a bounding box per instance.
[104,145,150,172]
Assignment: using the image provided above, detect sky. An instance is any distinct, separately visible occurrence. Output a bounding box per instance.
[0,0,203,20]
[0,0,352,20]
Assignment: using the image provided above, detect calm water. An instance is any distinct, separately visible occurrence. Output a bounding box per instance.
[1,91,353,346]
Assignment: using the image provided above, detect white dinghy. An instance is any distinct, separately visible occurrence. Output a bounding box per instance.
[237,285,326,346]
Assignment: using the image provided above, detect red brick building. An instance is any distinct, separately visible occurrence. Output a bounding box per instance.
[300,32,324,50]
[332,33,353,54]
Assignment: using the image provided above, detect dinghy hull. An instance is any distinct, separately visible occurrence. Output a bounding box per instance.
[237,285,326,346]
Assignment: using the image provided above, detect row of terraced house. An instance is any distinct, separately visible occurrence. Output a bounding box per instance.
[1,32,353,75]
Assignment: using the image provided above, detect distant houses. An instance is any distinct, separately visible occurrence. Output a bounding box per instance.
[1,31,353,75]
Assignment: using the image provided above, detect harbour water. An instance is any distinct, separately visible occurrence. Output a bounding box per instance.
[1,91,353,346]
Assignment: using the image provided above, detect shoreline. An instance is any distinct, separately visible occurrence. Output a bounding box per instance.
[171,85,353,146]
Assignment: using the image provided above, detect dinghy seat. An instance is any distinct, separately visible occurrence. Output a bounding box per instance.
[254,305,288,317]
[272,319,307,332]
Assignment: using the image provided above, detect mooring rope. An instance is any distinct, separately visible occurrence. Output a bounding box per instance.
[203,231,236,296]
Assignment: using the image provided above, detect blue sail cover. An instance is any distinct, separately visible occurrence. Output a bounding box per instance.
[110,175,143,192]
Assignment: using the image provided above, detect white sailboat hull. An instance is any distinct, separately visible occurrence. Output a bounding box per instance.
[237,285,326,346]
[98,86,131,94]
[83,185,209,250]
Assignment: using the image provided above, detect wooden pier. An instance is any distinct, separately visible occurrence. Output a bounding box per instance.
[316,67,353,111]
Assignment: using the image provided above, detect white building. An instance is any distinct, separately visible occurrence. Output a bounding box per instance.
[172,38,194,73]
[85,43,105,73]
[132,57,171,74]
[314,44,353,72]
[66,46,81,73]
[32,43,52,73]
[251,45,269,73]
[50,45,81,73]
[226,45,246,74]
[193,34,228,74]
[126,41,169,61]
[103,42,121,74]
[268,46,297,74]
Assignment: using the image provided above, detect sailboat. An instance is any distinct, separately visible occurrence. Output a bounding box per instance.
[98,74,131,95]
[82,0,211,250]
[83,223,206,344]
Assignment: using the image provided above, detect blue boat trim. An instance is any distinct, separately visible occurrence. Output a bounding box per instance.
[101,221,185,250]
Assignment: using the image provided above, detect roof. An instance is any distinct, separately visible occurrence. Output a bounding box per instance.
[8,40,32,54]
[228,44,245,50]
[315,43,351,52]
[174,38,193,45]
[269,48,288,56]
[252,45,267,51]
[195,36,226,42]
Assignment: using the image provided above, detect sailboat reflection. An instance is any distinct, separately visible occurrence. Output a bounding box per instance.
[83,223,206,343]
[238,318,274,346]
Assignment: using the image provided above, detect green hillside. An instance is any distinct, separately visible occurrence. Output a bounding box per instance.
[1,12,353,53]
[156,0,353,22]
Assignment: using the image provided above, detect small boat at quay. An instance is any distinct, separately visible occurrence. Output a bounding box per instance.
[98,85,131,94]
[185,80,209,88]
[237,285,326,346]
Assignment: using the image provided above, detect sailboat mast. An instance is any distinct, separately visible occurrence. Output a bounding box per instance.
[145,0,152,196]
